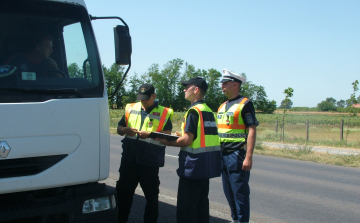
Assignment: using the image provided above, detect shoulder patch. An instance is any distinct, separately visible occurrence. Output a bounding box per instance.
[245,113,254,125]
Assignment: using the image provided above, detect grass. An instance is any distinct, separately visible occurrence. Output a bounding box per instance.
[257,123,360,149]
[109,109,123,134]
[110,109,360,148]
[109,109,360,167]
[254,142,360,168]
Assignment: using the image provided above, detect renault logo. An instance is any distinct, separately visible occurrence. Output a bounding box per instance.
[0,141,11,158]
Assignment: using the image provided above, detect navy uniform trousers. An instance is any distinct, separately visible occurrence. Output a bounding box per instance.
[116,159,160,223]
[221,150,250,223]
[177,177,210,223]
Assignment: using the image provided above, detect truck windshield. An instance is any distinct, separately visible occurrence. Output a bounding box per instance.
[0,1,104,103]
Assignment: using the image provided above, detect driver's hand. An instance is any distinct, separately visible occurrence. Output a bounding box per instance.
[43,58,64,78]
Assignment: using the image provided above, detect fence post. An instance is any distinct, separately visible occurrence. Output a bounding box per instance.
[306,119,309,141]
[275,121,278,133]
[282,116,285,143]
[340,119,344,141]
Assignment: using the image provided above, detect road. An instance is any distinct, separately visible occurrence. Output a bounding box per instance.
[104,134,360,223]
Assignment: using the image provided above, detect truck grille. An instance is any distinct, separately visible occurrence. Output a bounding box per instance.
[0,155,67,179]
[0,187,69,222]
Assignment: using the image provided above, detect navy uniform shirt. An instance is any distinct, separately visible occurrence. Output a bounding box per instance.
[221,95,259,153]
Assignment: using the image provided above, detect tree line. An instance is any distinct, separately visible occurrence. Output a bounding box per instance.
[278,96,360,111]
[316,96,360,112]
[96,58,277,113]
[288,80,359,113]
[68,59,359,114]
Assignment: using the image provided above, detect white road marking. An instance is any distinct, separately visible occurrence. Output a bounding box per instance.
[165,154,178,158]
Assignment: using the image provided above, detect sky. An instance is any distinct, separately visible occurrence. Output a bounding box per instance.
[85,0,360,107]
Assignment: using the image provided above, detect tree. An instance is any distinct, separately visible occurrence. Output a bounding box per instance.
[281,87,294,142]
[336,99,346,108]
[279,99,293,109]
[326,97,336,104]
[148,58,184,108]
[67,63,83,78]
[203,68,225,111]
[317,102,335,111]
[345,100,353,108]
[123,73,142,105]
[317,97,337,111]
[103,63,126,109]
[253,86,277,114]
[237,74,277,113]
[345,80,359,147]
[240,73,257,102]
[106,58,276,113]
[172,62,195,111]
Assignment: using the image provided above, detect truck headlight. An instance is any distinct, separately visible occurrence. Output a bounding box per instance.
[82,195,116,213]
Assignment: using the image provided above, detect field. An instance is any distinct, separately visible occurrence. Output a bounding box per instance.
[109,109,360,149]
[258,111,360,148]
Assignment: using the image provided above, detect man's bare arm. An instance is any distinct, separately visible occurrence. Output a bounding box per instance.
[243,125,256,171]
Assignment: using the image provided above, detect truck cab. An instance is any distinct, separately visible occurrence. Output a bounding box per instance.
[0,1,131,222]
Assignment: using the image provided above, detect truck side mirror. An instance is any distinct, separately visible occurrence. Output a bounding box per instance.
[114,25,132,65]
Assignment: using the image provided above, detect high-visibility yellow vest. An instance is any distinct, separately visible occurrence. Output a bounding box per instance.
[217,97,249,143]
[124,102,173,146]
[181,103,221,154]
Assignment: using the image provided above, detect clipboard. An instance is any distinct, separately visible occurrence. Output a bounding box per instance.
[148,132,179,141]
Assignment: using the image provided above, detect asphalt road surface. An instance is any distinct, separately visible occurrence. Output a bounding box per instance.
[105,134,360,223]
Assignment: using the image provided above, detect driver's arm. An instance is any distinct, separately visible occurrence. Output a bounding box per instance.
[42,58,65,78]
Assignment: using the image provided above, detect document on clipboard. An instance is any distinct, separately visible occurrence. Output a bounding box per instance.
[148,132,179,141]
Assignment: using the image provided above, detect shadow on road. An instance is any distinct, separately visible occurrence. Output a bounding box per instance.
[127,194,229,223]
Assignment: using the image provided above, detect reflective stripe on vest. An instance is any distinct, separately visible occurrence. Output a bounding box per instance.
[156,107,169,132]
[217,97,249,143]
[181,145,221,154]
[126,102,173,132]
[192,106,206,148]
[125,103,136,127]
[181,103,220,153]
[125,102,174,146]
[217,97,248,129]
[218,133,248,138]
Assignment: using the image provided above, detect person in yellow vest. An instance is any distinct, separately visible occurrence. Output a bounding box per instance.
[157,77,221,223]
[218,69,259,223]
[116,83,174,223]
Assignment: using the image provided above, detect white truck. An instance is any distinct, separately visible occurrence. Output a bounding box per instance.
[0,0,131,222]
